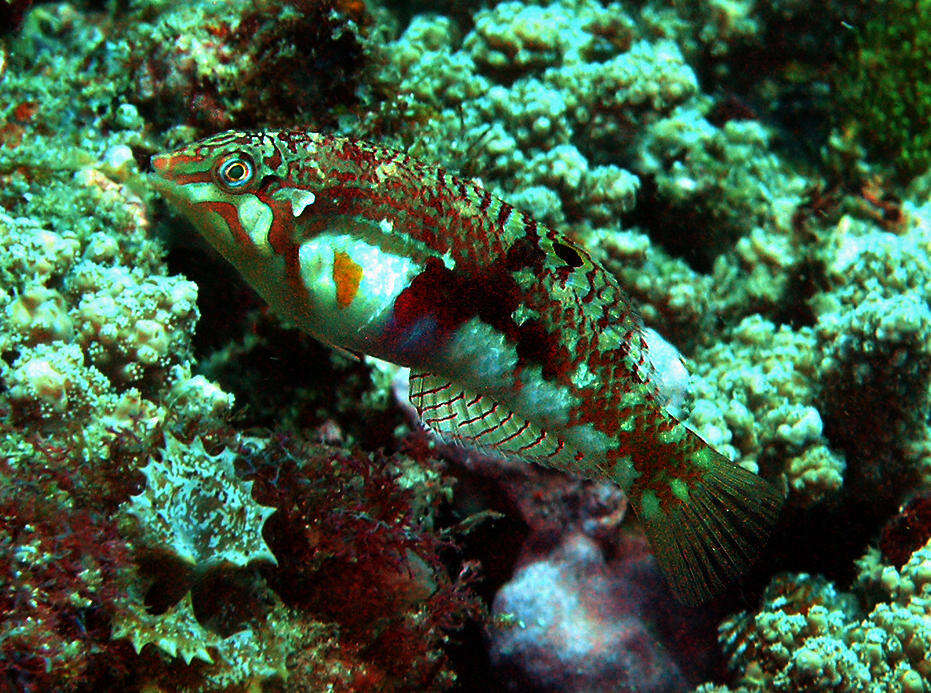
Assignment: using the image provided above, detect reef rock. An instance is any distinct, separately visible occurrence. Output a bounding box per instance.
[488,532,689,692]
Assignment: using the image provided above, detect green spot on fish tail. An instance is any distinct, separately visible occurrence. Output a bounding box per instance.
[669,477,690,502]
[629,437,784,605]
[640,489,661,521]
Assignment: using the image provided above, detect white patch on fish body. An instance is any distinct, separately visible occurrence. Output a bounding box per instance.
[442,317,518,387]
[290,190,316,217]
[270,187,316,217]
[296,234,421,352]
[642,327,691,419]
[237,195,273,247]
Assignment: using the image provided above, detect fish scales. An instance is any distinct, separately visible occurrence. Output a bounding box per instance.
[151,128,783,604]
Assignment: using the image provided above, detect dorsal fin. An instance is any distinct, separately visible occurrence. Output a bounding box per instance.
[409,370,583,470]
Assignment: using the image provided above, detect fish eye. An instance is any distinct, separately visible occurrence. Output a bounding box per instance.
[214,152,255,192]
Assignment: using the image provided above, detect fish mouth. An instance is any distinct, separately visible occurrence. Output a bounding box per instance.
[150,152,171,174]
[147,166,176,198]
[148,153,175,193]
[147,154,197,215]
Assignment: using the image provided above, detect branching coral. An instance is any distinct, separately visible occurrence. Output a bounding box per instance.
[377,0,805,280]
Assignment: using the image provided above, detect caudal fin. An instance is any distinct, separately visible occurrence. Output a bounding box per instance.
[633,441,784,605]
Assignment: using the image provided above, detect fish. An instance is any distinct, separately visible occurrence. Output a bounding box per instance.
[150,128,783,604]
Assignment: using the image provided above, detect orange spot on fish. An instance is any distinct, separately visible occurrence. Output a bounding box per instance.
[333,251,363,308]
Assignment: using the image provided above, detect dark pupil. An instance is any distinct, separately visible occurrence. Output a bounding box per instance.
[225,162,247,181]
[552,241,583,268]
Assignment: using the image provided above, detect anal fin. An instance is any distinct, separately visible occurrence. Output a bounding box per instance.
[408,370,583,471]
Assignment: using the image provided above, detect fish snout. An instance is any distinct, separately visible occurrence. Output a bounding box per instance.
[150,152,171,175]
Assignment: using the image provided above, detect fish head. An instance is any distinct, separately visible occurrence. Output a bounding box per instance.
[149,129,325,264]
[148,129,418,352]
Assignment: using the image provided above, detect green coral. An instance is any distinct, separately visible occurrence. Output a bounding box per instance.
[688,316,845,506]
[123,433,277,570]
[112,582,299,688]
[637,111,806,264]
[835,0,931,179]
[709,538,931,692]
[811,214,931,498]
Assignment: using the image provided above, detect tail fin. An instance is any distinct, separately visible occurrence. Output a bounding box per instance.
[631,440,784,605]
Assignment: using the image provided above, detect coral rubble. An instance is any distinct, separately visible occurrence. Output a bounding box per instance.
[488,533,690,692]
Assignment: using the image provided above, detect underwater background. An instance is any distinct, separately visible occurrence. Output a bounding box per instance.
[1,0,930,690]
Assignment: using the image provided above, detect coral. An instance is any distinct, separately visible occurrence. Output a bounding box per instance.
[466,2,574,74]
[365,0,812,365]
[880,492,931,568]
[123,0,373,131]
[122,433,277,571]
[687,316,843,507]
[67,263,199,387]
[682,207,931,515]
[6,284,73,346]
[0,211,80,297]
[594,226,715,345]
[0,175,191,394]
[164,365,236,430]
[834,0,931,179]
[710,538,931,692]
[377,0,805,276]
[374,1,677,232]
[636,111,806,267]
[6,342,110,419]
[812,214,931,501]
